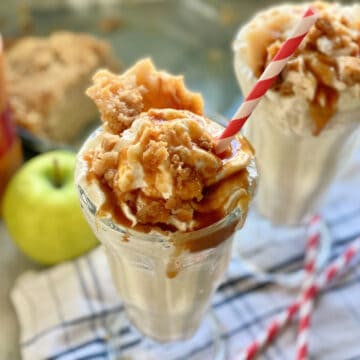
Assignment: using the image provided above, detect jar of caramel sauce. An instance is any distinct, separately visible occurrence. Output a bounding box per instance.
[0,35,22,210]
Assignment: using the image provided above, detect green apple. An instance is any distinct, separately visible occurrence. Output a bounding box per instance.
[2,150,98,265]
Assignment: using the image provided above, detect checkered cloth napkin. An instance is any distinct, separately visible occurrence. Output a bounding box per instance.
[11,150,360,360]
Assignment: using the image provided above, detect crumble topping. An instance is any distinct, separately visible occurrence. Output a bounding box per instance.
[84,59,255,232]
[246,2,360,134]
[86,58,204,135]
[6,31,120,141]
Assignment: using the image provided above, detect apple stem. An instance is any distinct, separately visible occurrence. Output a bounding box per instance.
[52,158,62,188]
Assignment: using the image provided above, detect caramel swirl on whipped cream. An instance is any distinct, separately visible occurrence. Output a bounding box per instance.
[238,1,360,135]
[83,59,256,233]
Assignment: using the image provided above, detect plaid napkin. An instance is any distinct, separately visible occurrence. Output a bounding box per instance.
[11,150,360,360]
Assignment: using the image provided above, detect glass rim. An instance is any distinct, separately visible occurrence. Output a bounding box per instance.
[78,181,246,243]
[76,126,257,244]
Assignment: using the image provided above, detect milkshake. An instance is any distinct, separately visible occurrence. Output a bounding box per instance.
[233,2,360,225]
[75,59,257,341]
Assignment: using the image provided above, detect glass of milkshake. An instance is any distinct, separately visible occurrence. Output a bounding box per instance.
[232,2,360,281]
[75,59,257,357]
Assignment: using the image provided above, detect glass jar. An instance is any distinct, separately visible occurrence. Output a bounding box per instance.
[0,35,22,209]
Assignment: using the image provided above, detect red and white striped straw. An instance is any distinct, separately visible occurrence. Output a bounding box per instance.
[238,301,300,360]
[234,236,360,360]
[216,7,318,154]
[316,236,360,290]
[295,215,322,360]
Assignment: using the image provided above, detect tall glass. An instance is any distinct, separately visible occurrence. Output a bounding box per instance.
[232,11,360,284]
[75,129,257,354]
[243,113,359,226]
[236,108,357,284]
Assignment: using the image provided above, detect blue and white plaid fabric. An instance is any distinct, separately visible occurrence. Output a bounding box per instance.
[11,150,360,360]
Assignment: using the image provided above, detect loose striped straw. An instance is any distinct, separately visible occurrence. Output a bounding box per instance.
[216,8,318,154]
[295,215,322,360]
[234,236,360,360]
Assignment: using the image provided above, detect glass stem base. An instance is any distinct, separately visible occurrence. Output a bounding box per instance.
[106,310,226,360]
[235,209,332,288]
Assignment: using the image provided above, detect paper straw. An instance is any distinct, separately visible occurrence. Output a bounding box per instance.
[295,215,321,360]
[216,7,318,154]
[235,236,360,360]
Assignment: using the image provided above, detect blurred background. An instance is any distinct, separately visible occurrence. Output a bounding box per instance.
[0,0,354,155]
[0,0,356,359]
[0,0,324,155]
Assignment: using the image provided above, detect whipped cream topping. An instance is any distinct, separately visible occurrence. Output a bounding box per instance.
[82,59,256,232]
[233,1,360,136]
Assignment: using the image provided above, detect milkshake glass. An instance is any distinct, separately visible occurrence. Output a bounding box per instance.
[232,2,360,280]
[75,128,256,357]
[77,162,242,341]
[75,58,257,357]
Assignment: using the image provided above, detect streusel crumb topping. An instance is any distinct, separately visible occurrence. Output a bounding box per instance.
[247,2,360,134]
[84,59,255,232]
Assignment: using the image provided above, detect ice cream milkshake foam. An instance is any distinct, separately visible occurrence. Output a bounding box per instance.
[233,1,360,225]
[75,59,257,341]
